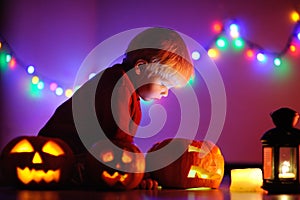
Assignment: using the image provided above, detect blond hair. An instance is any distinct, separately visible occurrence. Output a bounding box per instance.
[123,27,194,86]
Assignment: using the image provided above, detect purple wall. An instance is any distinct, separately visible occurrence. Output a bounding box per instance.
[1,0,300,164]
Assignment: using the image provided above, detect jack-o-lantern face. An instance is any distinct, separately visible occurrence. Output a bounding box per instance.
[147,138,224,189]
[86,140,145,190]
[0,136,75,188]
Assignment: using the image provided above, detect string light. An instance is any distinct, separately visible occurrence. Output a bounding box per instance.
[55,87,63,96]
[88,73,96,80]
[6,54,11,62]
[9,57,16,69]
[232,38,245,51]
[207,48,219,58]
[65,89,73,98]
[0,11,299,99]
[205,14,300,66]
[49,82,58,91]
[256,53,267,63]
[212,21,223,33]
[216,36,228,50]
[229,23,240,38]
[289,44,297,52]
[37,81,44,90]
[31,76,39,84]
[191,51,201,60]
[245,49,255,59]
[274,58,282,67]
[0,35,72,98]
[291,11,300,22]
[27,65,35,74]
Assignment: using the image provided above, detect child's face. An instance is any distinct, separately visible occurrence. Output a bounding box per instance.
[133,60,186,101]
[136,77,173,101]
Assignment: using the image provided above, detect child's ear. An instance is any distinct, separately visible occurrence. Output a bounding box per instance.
[134,59,147,75]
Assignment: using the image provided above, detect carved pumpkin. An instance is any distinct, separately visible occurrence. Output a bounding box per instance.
[85,140,145,190]
[0,136,75,188]
[147,138,224,189]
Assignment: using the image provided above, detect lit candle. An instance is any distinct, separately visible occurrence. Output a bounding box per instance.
[278,161,295,179]
[230,168,264,192]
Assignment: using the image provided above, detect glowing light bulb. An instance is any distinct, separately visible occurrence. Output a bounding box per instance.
[32,76,39,84]
[0,53,7,71]
[229,23,239,38]
[50,82,58,91]
[188,75,195,85]
[246,49,254,58]
[207,48,219,58]
[55,87,63,96]
[216,38,226,48]
[212,22,223,33]
[9,57,16,69]
[0,42,2,49]
[74,85,81,92]
[6,54,11,62]
[230,31,239,38]
[216,36,228,50]
[37,81,44,90]
[65,89,73,98]
[290,44,296,52]
[291,11,300,22]
[191,51,201,60]
[88,73,96,80]
[256,53,267,63]
[233,38,244,50]
[230,24,239,32]
[298,32,300,40]
[27,65,35,74]
[273,58,281,66]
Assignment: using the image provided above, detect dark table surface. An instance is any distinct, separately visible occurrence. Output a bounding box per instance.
[1,176,300,200]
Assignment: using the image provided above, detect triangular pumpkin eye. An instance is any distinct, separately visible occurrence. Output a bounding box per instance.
[188,145,201,152]
[42,141,65,156]
[10,139,34,153]
[122,151,132,163]
[101,152,114,162]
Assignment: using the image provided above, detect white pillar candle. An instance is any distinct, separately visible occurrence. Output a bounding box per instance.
[230,168,263,192]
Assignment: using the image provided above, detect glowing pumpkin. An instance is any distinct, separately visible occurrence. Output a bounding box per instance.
[0,136,75,188]
[85,140,145,190]
[146,138,224,189]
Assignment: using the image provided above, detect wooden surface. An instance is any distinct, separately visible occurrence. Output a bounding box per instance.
[0,176,300,200]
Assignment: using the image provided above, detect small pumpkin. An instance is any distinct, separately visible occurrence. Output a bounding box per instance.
[0,136,75,188]
[85,140,145,190]
[146,138,224,189]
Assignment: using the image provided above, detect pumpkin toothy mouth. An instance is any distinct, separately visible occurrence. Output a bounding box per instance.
[187,166,221,179]
[101,171,129,186]
[16,167,60,184]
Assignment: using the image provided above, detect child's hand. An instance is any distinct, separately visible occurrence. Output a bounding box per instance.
[139,178,159,190]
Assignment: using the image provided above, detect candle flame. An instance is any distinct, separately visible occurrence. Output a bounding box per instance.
[281,161,290,174]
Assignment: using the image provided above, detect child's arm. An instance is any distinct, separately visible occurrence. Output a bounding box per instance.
[111,82,141,143]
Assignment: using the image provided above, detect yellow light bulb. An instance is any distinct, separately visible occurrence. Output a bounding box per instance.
[290,44,296,52]
[32,76,39,84]
[291,11,299,22]
[65,89,73,98]
[208,48,219,58]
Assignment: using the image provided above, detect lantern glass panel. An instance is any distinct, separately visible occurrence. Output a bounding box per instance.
[278,147,297,180]
[263,147,274,179]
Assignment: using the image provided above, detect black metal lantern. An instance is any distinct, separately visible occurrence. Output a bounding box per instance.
[261,107,300,194]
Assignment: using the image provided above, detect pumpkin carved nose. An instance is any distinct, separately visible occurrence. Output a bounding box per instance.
[116,163,121,169]
[32,152,43,164]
